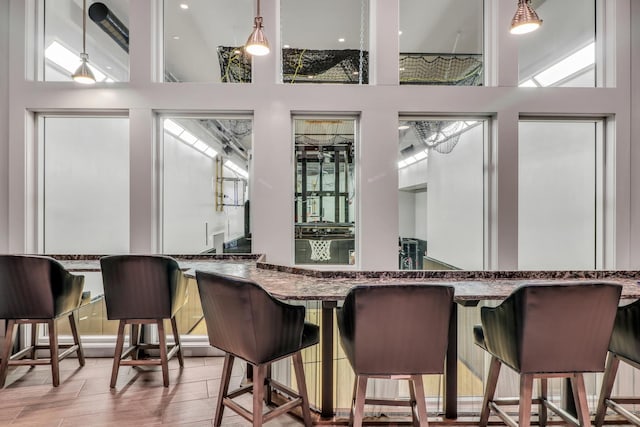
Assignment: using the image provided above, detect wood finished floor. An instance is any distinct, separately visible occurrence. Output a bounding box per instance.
[0,356,302,427]
[0,357,635,426]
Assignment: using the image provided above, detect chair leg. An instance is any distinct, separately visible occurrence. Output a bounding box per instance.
[48,319,60,387]
[110,320,127,388]
[0,320,16,388]
[518,374,534,427]
[170,317,184,367]
[252,364,266,427]
[408,376,419,427]
[292,351,312,427]
[410,375,429,427]
[595,353,619,427]
[30,322,38,362]
[157,320,169,387]
[352,375,368,427]
[68,312,85,367]
[214,353,234,427]
[348,374,358,427]
[479,356,501,427]
[539,378,548,427]
[571,373,591,427]
[130,324,140,360]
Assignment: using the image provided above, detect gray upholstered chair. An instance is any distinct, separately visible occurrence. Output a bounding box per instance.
[474,282,622,427]
[196,270,319,427]
[0,255,85,387]
[336,284,455,427]
[100,255,188,388]
[595,298,640,426]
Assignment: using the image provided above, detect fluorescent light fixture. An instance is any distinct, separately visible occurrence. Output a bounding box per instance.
[414,151,428,161]
[45,41,107,81]
[338,38,345,43]
[519,79,538,87]
[163,119,184,136]
[179,130,198,145]
[398,124,410,130]
[534,42,595,87]
[225,160,249,178]
[204,147,218,158]
[193,140,209,152]
[398,160,408,168]
[180,3,189,9]
[404,156,418,166]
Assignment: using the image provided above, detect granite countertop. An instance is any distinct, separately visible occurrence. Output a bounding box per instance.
[52,255,640,302]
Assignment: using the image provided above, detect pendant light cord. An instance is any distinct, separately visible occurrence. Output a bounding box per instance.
[82,0,87,54]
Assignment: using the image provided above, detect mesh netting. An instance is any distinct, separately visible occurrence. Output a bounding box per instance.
[218,46,483,86]
[399,54,483,86]
[309,239,332,261]
[407,121,476,154]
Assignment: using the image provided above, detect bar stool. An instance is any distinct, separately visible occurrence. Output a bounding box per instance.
[474,282,621,427]
[336,284,455,427]
[0,255,85,387]
[196,270,319,427]
[595,298,640,426]
[100,255,188,388]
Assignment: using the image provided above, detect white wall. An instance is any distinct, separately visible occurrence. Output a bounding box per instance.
[414,191,428,240]
[0,0,8,253]
[426,126,484,270]
[163,133,246,253]
[518,121,596,269]
[43,117,129,254]
[398,190,415,237]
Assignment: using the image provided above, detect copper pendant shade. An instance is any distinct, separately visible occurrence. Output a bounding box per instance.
[245,0,270,56]
[510,0,543,35]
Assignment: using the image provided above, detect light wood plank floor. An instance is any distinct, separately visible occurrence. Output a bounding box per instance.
[0,357,635,426]
[1,356,304,427]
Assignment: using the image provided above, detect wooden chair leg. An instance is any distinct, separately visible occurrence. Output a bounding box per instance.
[352,375,368,427]
[214,353,234,427]
[518,374,534,427]
[348,374,358,427]
[595,353,619,427]
[110,320,127,388]
[157,320,169,387]
[539,378,548,427]
[479,356,501,427]
[408,376,419,427]
[68,312,85,367]
[30,322,38,362]
[411,375,429,427]
[571,373,591,427]
[48,319,60,387]
[292,351,312,427]
[252,364,266,427]
[0,320,16,387]
[170,317,184,367]
[130,324,140,360]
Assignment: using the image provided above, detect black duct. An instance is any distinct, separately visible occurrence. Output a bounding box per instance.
[88,2,129,53]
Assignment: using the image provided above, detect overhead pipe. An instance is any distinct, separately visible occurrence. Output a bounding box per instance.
[88,2,129,53]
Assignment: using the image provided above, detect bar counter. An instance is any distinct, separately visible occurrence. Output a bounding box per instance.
[55,254,640,420]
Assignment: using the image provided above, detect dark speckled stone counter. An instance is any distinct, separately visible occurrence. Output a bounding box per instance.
[52,254,640,302]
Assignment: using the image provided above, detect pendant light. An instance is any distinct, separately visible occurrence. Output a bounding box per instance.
[510,0,543,35]
[245,0,270,56]
[72,0,96,84]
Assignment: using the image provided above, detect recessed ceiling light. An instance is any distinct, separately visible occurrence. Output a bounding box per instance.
[106,65,112,70]
[180,3,189,10]
[398,30,403,35]
[283,44,290,49]
[398,124,410,130]
[172,36,180,40]
[338,38,345,43]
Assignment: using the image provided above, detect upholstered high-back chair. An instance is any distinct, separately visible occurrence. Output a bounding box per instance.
[595,298,640,426]
[0,255,85,387]
[100,255,188,387]
[474,282,622,427]
[337,284,455,427]
[196,270,319,427]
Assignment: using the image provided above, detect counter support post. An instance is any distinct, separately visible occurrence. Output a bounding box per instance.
[444,302,458,419]
[321,300,337,419]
